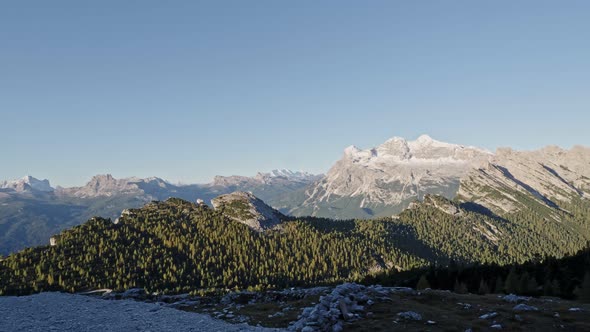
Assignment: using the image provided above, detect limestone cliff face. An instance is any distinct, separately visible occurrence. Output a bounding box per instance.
[457,146,590,216]
[290,135,491,218]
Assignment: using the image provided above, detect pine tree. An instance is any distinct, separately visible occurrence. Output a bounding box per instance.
[416,274,430,290]
[454,279,468,294]
[494,276,504,294]
[478,279,490,295]
[505,267,519,294]
[575,271,590,303]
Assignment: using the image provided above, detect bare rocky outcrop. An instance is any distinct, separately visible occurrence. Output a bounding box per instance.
[211,192,285,231]
[408,194,461,216]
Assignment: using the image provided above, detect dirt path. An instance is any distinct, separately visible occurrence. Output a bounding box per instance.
[0,292,283,332]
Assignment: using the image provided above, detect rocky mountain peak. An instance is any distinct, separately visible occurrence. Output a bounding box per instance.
[376,137,411,159]
[343,135,490,165]
[0,176,54,193]
[211,191,284,231]
[88,174,116,186]
[58,174,146,198]
[291,135,491,219]
[344,145,361,154]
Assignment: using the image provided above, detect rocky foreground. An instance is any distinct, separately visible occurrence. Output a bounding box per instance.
[0,292,279,332]
[1,284,589,331]
[62,283,590,332]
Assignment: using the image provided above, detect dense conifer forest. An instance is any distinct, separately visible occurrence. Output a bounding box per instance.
[1,195,590,302]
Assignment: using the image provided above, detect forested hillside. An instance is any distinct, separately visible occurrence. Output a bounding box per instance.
[0,198,424,295]
[2,193,590,297]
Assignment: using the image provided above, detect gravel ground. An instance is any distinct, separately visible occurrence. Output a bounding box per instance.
[0,292,283,332]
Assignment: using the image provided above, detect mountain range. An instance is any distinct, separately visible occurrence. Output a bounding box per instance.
[0,170,319,254]
[1,134,589,254]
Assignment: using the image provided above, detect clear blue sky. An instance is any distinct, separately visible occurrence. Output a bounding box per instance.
[1,1,589,187]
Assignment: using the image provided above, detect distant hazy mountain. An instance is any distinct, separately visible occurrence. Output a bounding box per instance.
[0,170,319,254]
[1,176,54,193]
[54,174,191,202]
[289,135,491,219]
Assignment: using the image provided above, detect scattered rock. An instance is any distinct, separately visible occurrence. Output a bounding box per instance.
[426,320,436,325]
[457,302,472,310]
[121,288,146,299]
[397,311,422,321]
[503,294,531,303]
[513,304,539,312]
[390,287,415,294]
[339,299,350,320]
[490,324,502,329]
[288,283,388,332]
[479,312,498,320]
[165,300,200,309]
[268,312,285,318]
[568,307,583,312]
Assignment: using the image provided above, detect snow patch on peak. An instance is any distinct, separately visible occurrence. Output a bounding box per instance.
[343,135,490,164]
[409,134,458,150]
[382,136,408,144]
[22,175,35,182]
[344,145,362,155]
[415,134,434,143]
[267,169,314,180]
[1,175,53,192]
[136,176,168,184]
[377,137,411,159]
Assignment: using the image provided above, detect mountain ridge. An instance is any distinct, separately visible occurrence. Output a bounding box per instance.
[2,135,589,254]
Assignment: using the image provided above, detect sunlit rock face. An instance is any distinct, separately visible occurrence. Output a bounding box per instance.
[291,135,491,219]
